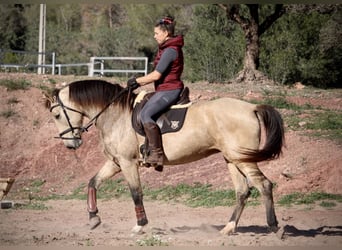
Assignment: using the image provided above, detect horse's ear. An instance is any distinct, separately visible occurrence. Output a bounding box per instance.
[42,90,55,109]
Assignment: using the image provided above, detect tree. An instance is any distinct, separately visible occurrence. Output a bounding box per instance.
[185,5,244,82]
[0,4,27,50]
[218,4,285,83]
[259,5,341,88]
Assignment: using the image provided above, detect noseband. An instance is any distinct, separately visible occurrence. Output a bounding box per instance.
[50,86,130,140]
[49,95,87,140]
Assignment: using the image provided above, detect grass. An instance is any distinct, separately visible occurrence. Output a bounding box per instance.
[48,78,57,85]
[285,110,342,143]
[82,181,341,209]
[277,192,342,207]
[0,109,16,118]
[136,234,168,246]
[12,178,342,211]
[249,92,342,144]
[1,98,19,119]
[7,97,19,104]
[143,182,238,207]
[0,78,31,90]
[14,201,49,210]
[24,179,240,208]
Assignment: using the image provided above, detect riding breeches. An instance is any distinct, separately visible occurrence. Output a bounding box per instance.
[140,88,182,125]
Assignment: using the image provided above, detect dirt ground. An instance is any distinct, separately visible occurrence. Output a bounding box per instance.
[0,199,341,246]
[0,72,341,246]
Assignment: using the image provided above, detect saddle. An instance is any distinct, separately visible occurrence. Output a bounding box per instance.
[132,87,191,136]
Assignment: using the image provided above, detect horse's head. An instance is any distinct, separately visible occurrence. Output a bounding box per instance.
[45,87,84,149]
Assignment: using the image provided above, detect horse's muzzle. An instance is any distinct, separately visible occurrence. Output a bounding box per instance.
[64,139,82,149]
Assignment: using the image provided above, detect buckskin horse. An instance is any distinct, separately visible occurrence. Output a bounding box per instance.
[44,79,284,235]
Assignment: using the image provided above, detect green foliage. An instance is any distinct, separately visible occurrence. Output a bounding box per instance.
[15,201,49,210]
[278,192,342,207]
[30,179,46,188]
[305,112,341,130]
[125,5,193,50]
[260,9,341,87]
[319,201,337,208]
[12,178,342,211]
[0,78,31,90]
[0,109,16,118]
[144,183,237,207]
[1,4,340,86]
[247,88,342,143]
[7,97,19,104]
[284,109,342,143]
[60,180,261,208]
[185,5,244,82]
[136,235,168,246]
[0,5,27,50]
[97,178,130,199]
[67,183,87,200]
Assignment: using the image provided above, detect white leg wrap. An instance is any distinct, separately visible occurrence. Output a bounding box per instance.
[220,221,236,235]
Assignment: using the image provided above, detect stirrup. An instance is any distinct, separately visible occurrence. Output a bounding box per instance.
[138,158,163,172]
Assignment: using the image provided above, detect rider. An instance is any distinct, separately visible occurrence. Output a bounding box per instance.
[127,15,184,169]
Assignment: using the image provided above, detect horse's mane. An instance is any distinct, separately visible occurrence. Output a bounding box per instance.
[67,80,136,111]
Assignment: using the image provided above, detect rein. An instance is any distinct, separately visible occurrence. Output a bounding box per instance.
[50,86,130,140]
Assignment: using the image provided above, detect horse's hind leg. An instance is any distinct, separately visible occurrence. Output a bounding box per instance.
[237,162,279,233]
[221,162,250,235]
[87,160,121,229]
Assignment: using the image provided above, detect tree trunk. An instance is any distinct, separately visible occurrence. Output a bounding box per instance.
[237,7,262,82]
[219,4,285,83]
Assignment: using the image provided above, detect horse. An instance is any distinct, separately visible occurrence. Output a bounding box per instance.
[44,79,284,235]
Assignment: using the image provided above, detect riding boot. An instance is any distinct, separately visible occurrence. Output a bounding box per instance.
[143,122,164,171]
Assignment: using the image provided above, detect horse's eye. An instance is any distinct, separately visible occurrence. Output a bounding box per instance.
[54,114,60,120]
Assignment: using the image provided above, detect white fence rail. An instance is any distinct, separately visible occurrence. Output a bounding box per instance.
[0,49,56,74]
[55,63,91,75]
[88,56,148,77]
[0,50,148,76]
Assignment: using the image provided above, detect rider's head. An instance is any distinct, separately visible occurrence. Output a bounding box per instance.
[154,15,175,45]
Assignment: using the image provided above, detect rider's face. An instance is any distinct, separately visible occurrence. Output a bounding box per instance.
[154,27,169,45]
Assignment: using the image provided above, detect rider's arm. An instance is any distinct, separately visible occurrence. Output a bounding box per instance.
[136,48,177,86]
[136,70,161,86]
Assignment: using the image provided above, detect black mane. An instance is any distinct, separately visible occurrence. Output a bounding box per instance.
[68,79,136,111]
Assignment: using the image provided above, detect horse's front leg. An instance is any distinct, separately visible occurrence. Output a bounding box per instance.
[87,160,121,229]
[120,162,148,234]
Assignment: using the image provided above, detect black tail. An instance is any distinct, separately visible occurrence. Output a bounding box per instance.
[238,105,285,163]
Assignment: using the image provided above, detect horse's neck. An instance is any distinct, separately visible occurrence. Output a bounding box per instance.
[95,107,132,136]
[83,107,103,120]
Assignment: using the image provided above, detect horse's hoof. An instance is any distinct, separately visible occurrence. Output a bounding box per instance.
[154,165,163,172]
[275,226,285,240]
[269,225,280,233]
[220,221,236,235]
[89,215,101,230]
[138,161,150,168]
[131,224,145,235]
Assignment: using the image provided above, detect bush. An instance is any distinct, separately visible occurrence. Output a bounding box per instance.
[184,5,244,83]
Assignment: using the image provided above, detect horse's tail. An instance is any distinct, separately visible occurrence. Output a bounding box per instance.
[238,104,285,163]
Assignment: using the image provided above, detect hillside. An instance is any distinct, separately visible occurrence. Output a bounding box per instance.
[0,72,341,200]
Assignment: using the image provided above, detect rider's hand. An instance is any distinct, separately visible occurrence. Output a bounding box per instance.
[127,77,140,90]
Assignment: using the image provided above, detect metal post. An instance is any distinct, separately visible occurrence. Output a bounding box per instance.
[88,57,95,77]
[100,60,104,76]
[51,52,55,75]
[144,57,148,75]
[38,4,46,74]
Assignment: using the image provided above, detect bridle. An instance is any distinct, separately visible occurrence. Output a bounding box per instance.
[50,87,130,140]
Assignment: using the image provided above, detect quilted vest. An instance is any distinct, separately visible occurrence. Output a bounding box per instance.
[153,35,184,91]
